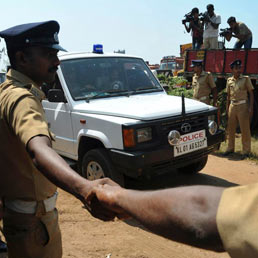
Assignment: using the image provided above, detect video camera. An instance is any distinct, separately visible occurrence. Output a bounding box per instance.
[199,12,210,22]
[182,12,194,24]
[219,28,232,37]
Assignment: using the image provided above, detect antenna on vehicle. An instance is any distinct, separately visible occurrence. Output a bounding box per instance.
[181,93,185,118]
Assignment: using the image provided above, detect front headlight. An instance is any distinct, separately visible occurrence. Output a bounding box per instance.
[137,127,152,143]
[208,120,218,135]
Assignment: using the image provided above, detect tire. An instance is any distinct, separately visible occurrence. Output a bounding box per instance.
[81,148,124,186]
[178,156,208,174]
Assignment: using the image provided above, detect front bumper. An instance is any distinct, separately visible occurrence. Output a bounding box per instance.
[109,129,225,178]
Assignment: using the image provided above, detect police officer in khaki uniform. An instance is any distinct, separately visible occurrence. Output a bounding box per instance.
[0,21,118,258]
[87,177,258,257]
[191,60,218,106]
[224,59,254,157]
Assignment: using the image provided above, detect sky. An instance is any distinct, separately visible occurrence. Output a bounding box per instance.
[0,0,258,64]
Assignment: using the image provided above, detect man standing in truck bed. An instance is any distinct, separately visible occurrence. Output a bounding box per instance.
[191,60,218,106]
[227,16,253,49]
[203,4,221,49]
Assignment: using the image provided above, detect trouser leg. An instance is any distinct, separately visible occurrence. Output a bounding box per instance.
[3,208,62,258]
[203,38,210,49]
[234,41,244,49]
[238,104,251,153]
[201,98,211,105]
[244,37,252,49]
[227,104,237,152]
[210,37,218,49]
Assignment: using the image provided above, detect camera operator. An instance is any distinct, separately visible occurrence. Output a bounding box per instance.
[183,8,203,50]
[227,16,252,49]
[203,4,221,49]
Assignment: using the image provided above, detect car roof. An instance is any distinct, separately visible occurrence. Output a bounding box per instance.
[58,51,142,61]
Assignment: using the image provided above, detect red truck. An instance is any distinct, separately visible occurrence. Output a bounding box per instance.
[183,48,258,130]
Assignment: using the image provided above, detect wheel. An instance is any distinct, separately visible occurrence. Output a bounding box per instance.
[81,148,124,186]
[178,156,208,174]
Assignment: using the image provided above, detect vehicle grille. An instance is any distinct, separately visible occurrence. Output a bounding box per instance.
[161,115,207,135]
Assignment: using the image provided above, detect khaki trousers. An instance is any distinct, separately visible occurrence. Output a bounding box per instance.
[227,103,251,153]
[194,97,211,105]
[3,205,62,258]
[203,37,218,49]
[200,98,211,105]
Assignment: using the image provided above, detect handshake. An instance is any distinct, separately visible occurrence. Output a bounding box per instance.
[81,178,130,221]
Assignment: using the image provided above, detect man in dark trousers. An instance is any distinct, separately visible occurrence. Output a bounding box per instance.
[227,16,252,49]
[183,7,203,50]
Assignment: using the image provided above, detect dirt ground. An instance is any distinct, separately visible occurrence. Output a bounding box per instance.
[1,153,258,258]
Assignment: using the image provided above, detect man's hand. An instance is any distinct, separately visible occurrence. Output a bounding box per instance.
[249,107,253,119]
[87,184,130,220]
[80,178,122,221]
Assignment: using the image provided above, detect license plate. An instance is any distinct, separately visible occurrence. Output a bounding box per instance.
[174,130,207,157]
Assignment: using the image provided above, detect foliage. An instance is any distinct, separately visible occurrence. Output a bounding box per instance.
[168,87,194,99]
[158,74,228,129]
[158,74,188,89]
[217,88,227,129]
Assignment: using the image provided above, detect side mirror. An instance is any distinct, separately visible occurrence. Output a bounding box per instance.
[47,89,67,103]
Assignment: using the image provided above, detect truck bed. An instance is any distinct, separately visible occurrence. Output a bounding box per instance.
[184,48,258,78]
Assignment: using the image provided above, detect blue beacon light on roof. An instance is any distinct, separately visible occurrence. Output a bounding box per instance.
[93,44,103,54]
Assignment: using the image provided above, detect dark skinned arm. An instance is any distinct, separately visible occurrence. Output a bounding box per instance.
[210,22,219,29]
[231,33,247,41]
[211,87,218,106]
[248,89,254,118]
[88,184,225,252]
[183,22,191,33]
[27,135,118,221]
[226,84,230,116]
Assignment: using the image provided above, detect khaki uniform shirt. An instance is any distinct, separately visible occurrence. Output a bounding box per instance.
[192,71,216,100]
[217,183,258,257]
[226,75,254,101]
[233,22,252,43]
[0,69,56,201]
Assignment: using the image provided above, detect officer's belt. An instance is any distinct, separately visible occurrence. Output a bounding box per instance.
[199,96,209,101]
[4,192,58,214]
[231,100,246,105]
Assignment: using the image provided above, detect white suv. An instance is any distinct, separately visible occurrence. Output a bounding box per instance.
[42,47,224,185]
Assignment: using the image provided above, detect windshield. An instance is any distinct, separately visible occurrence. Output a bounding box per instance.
[160,62,176,70]
[60,57,162,100]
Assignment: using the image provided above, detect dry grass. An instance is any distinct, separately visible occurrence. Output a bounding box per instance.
[216,133,258,163]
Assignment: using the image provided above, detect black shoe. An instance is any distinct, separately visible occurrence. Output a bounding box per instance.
[0,239,7,253]
[242,153,250,159]
[223,151,233,156]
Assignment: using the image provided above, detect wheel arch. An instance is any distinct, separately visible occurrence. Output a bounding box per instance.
[77,136,106,174]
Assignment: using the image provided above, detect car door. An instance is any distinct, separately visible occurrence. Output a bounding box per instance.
[42,77,76,158]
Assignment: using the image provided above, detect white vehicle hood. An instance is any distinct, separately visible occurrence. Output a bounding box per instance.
[73,92,210,121]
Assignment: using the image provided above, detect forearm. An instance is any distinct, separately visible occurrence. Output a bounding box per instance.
[28,136,90,201]
[210,22,219,29]
[115,186,225,251]
[249,91,254,115]
[212,88,218,106]
[233,33,246,41]
[184,24,191,33]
